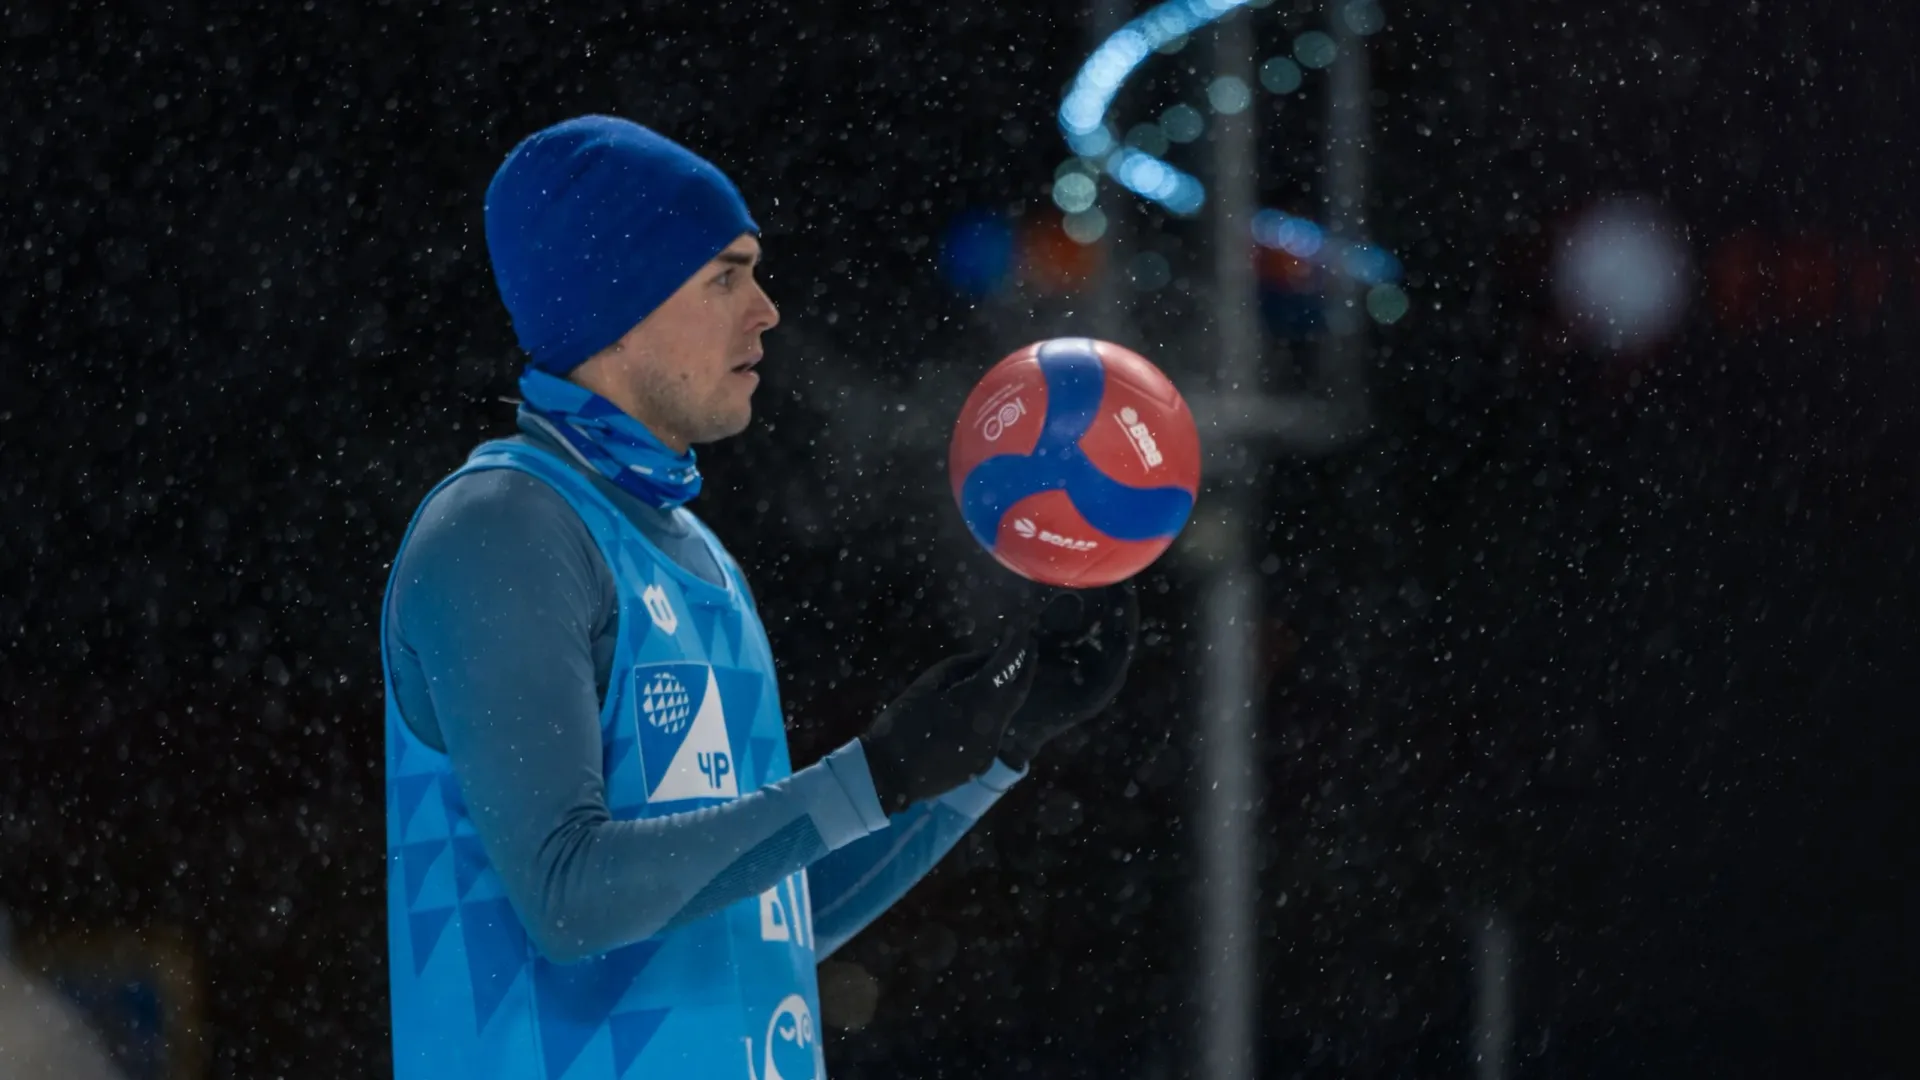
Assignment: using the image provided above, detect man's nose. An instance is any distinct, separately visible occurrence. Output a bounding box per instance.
[750,282,780,332]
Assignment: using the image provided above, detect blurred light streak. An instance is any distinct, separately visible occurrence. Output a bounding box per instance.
[1058,0,1407,308]
[1472,910,1514,1080]
[1058,0,1255,209]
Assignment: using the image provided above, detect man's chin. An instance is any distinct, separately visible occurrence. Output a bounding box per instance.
[690,407,753,447]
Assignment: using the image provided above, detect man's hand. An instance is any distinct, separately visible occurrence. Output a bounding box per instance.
[860,616,1038,814]
[997,580,1140,769]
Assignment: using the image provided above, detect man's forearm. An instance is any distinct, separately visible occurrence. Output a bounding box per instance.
[513,740,885,962]
[807,760,1023,959]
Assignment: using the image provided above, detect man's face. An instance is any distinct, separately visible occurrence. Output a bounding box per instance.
[573,234,779,451]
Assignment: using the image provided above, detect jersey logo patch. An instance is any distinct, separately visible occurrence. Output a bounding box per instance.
[638,669,694,736]
[642,583,679,635]
[631,662,737,802]
[748,994,819,1080]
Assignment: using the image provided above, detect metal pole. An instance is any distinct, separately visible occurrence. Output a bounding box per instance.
[1089,0,1132,343]
[1472,909,1515,1080]
[1198,9,1260,1080]
[1212,7,1261,402]
[1319,0,1372,421]
[1187,2,1374,454]
[1197,562,1257,1080]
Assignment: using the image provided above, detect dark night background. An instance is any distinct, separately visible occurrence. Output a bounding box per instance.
[3,0,1917,1077]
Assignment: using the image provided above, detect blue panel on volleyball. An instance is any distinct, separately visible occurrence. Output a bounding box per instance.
[958,339,1195,548]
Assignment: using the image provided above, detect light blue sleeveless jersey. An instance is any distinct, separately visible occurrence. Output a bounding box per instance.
[383,440,825,1080]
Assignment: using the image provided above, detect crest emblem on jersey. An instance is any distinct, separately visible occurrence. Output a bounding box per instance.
[760,994,819,1080]
[638,670,693,736]
[631,662,737,802]
[642,583,679,634]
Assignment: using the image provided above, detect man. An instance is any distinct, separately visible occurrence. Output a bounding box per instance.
[380,115,1138,1080]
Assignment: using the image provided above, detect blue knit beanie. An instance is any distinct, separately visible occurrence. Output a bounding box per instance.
[483,115,759,375]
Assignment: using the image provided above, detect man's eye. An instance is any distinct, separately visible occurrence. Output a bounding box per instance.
[716,270,736,287]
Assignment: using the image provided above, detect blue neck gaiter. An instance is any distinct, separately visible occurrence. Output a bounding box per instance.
[516,368,703,509]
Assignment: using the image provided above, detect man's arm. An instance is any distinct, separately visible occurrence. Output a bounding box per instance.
[391,469,889,964]
[807,584,1141,958]
[807,761,1023,959]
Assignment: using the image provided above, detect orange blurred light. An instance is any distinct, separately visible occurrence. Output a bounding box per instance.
[1709,228,1768,332]
[1850,251,1888,323]
[1017,216,1103,294]
[1256,245,1317,292]
[1778,232,1837,324]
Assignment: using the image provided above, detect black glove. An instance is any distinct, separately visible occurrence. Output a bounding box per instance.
[997,580,1140,769]
[860,616,1038,813]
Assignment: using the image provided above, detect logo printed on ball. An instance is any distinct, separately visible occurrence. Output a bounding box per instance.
[972,383,1029,443]
[980,397,1027,442]
[1012,516,1099,551]
[1115,406,1165,469]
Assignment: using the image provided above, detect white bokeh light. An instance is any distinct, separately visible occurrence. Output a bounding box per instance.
[1552,196,1693,351]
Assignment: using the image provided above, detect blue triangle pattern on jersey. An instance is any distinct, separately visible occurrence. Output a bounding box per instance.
[408,906,455,976]
[461,897,529,1032]
[751,737,781,788]
[609,1008,673,1077]
[439,772,468,833]
[713,666,763,782]
[533,940,665,1079]
[607,731,635,773]
[401,840,448,908]
[690,606,719,660]
[607,544,660,636]
[395,775,437,833]
[451,836,490,899]
[710,609,738,667]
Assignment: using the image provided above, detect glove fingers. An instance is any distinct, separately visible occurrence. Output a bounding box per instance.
[1038,590,1085,634]
[1103,579,1141,659]
[927,645,995,690]
[966,613,1038,735]
[1062,580,1139,720]
[1045,580,1139,657]
[980,614,1036,692]
[1006,626,1041,694]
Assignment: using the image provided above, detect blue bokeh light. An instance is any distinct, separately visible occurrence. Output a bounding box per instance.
[1252,209,1325,258]
[1251,210,1404,288]
[1059,0,1256,157]
[937,209,1016,297]
[1056,0,1407,308]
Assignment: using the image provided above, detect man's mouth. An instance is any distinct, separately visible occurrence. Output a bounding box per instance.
[731,355,761,375]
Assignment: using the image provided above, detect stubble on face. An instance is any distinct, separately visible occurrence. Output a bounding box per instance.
[634,349,750,448]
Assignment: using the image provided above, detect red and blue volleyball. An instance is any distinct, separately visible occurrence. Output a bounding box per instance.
[948,338,1201,588]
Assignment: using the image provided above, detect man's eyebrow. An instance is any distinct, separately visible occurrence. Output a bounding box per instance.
[714,250,761,268]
